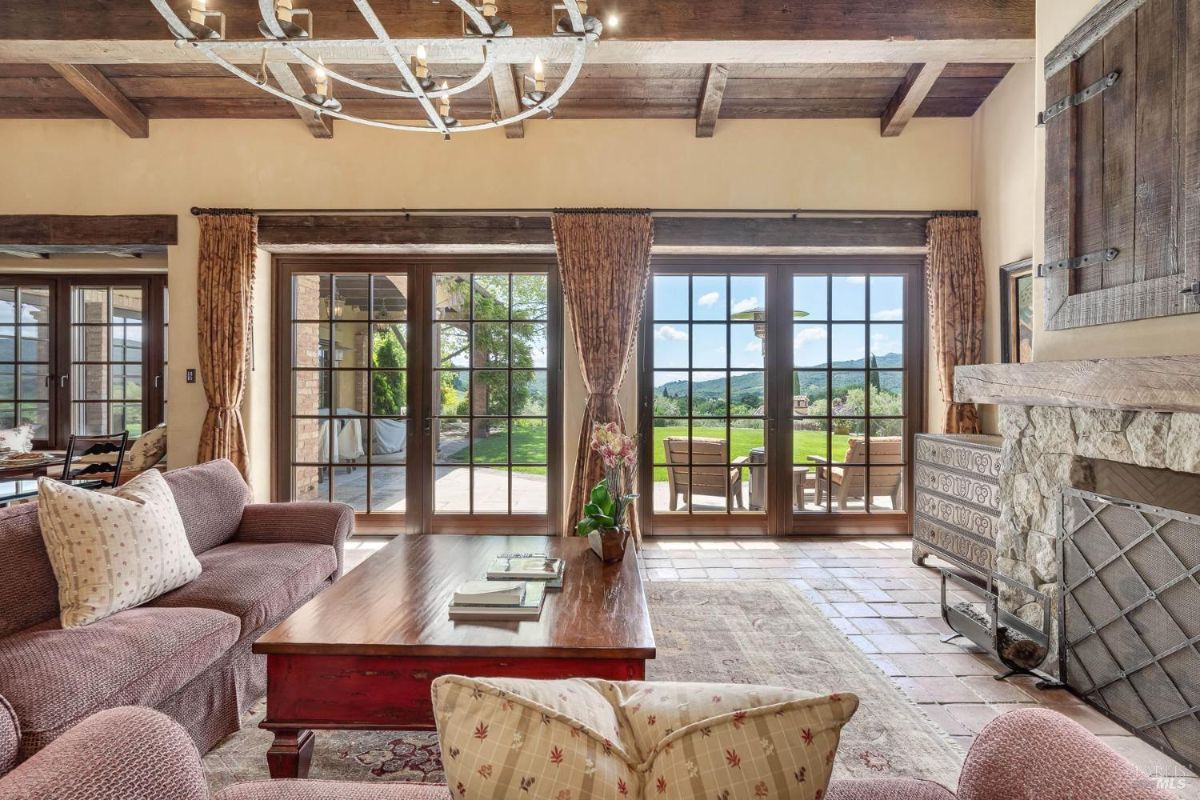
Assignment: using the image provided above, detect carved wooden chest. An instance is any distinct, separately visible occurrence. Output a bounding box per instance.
[912,433,1002,576]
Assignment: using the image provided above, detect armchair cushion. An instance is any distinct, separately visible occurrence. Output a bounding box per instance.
[0,607,239,759]
[147,541,336,641]
[957,708,1174,800]
[827,778,956,800]
[0,695,18,777]
[237,502,355,578]
[0,707,208,800]
[217,781,450,800]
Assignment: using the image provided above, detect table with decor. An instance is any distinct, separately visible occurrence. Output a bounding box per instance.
[252,534,655,779]
[0,451,66,480]
[0,478,104,506]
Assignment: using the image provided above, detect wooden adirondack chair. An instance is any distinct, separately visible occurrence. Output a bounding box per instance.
[663,436,747,511]
[809,436,904,510]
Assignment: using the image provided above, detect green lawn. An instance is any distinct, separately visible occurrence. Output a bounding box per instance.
[440,420,849,481]
[649,425,849,483]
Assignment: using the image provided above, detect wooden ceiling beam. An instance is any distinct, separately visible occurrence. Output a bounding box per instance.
[695,64,729,137]
[0,1,1036,43]
[880,61,946,137]
[48,63,148,137]
[265,62,333,138]
[0,215,178,249]
[490,65,525,139]
[2,39,1035,67]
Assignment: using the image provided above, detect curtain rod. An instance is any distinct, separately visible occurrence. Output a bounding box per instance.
[190,207,969,219]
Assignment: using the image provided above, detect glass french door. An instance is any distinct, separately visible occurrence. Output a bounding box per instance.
[639,258,922,536]
[276,258,560,534]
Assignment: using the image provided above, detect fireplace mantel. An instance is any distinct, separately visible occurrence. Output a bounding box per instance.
[954,355,1200,414]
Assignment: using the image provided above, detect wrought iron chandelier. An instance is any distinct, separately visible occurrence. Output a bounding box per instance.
[147,0,605,135]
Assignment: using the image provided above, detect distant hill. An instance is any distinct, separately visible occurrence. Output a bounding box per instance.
[655,353,902,401]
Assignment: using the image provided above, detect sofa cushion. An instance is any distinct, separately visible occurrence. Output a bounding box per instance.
[0,606,239,755]
[38,470,202,628]
[162,459,253,555]
[0,503,59,639]
[0,694,18,777]
[147,541,337,640]
[432,676,858,800]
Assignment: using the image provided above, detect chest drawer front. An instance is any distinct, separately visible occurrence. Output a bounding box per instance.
[913,463,1001,513]
[913,491,998,543]
[915,436,1002,480]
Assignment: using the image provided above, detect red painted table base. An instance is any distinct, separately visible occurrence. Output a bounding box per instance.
[262,653,647,779]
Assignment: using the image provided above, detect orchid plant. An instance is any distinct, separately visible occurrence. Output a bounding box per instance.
[575,422,639,536]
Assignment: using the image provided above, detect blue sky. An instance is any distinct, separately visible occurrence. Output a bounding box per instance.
[652,274,905,385]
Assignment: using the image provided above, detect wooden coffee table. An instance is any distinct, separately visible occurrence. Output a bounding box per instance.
[253,534,655,779]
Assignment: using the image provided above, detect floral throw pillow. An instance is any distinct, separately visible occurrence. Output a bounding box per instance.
[432,676,858,800]
[0,423,34,453]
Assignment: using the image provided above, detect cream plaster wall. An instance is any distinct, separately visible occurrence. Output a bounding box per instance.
[1032,0,1200,362]
[0,116,974,506]
[967,62,1037,434]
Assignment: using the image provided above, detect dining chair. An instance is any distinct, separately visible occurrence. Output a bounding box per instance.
[61,432,130,488]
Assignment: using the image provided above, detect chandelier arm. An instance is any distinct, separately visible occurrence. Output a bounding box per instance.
[148,0,198,39]
[285,44,497,99]
[256,0,288,38]
[201,38,586,133]
[559,0,586,34]
[350,0,446,132]
[444,0,495,38]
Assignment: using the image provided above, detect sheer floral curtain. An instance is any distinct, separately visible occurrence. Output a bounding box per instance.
[196,212,257,477]
[553,210,654,538]
[926,212,985,434]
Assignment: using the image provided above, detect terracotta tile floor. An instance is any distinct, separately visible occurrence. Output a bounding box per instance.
[343,535,1198,794]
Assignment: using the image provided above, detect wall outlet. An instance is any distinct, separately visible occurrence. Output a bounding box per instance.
[185,368,196,383]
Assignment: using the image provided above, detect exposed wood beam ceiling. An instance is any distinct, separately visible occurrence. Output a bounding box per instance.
[695,64,729,138]
[0,1,1034,137]
[490,65,525,140]
[0,215,179,254]
[48,63,148,137]
[880,62,947,137]
[265,62,334,138]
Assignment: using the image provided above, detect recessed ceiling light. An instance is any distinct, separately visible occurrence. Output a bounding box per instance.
[606,12,619,28]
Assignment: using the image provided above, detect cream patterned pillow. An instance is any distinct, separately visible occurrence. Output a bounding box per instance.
[125,423,168,472]
[432,676,858,800]
[37,469,201,628]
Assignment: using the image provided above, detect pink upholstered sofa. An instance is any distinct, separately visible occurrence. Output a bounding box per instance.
[0,705,1177,799]
[0,459,354,766]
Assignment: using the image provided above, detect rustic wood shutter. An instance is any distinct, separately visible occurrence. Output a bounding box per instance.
[1041,0,1200,330]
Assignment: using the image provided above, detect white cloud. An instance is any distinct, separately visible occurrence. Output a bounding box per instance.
[745,340,762,352]
[845,276,867,285]
[873,308,903,321]
[871,331,901,355]
[654,324,689,341]
[697,291,720,307]
[793,327,828,348]
[731,297,760,314]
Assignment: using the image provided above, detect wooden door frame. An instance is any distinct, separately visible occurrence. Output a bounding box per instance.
[272,255,563,536]
[637,255,926,537]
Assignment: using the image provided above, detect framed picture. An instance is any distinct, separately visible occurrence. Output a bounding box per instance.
[1000,258,1034,363]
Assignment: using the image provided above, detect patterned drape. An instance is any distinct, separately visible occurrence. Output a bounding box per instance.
[926,214,985,434]
[196,212,257,477]
[553,210,654,538]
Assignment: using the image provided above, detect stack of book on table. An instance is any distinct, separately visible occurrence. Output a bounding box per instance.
[448,580,547,621]
[448,553,565,621]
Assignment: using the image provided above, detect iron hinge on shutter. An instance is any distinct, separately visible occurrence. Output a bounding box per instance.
[1038,71,1121,126]
[1037,248,1119,277]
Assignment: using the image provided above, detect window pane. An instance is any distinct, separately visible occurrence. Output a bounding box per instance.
[793,275,828,321]
[370,370,407,416]
[20,327,49,362]
[511,274,548,321]
[730,324,763,369]
[369,467,407,511]
[293,466,329,501]
[692,275,726,321]
[831,275,866,320]
[372,275,408,321]
[793,324,828,368]
[472,419,509,464]
[371,324,407,369]
[653,275,689,321]
[0,289,14,324]
[653,325,689,368]
[793,371,826,417]
[293,418,328,463]
[511,370,548,416]
[652,371,688,417]
[474,370,509,415]
[730,371,764,415]
[473,274,509,320]
[729,276,765,320]
[370,419,407,464]
[331,323,369,369]
[870,323,904,361]
[434,370,470,416]
[870,276,904,320]
[293,323,329,367]
[332,275,369,320]
[510,323,547,368]
[473,467,509,512]
[472,323,509,367]
[831,371,865,416]
[434,273,470,320]
[831,324,865,363]
[436,324,470,368]
[691,371,726,417]
[435,419,469,463]
[292,274,330,320]
[511,418,548,464]
[435,466,469,512]
[870,372,903,416]
[691,325,726,369]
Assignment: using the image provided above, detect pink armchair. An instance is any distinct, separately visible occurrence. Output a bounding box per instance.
[0,705,1175,800]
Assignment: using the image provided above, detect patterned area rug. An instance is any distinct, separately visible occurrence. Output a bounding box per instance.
[202,580,963,792]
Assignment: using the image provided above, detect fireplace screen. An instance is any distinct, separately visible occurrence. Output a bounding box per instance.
[1059,488,1200,771]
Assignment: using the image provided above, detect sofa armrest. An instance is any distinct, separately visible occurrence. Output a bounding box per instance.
[0,694,18,777]
[217,780,450,800]
[957,708,1175,800]
[0,707,208,800]
[827,778,955,800]
[237,502,355,578]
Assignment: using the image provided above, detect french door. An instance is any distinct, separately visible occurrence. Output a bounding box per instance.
[275,257,561,534]
[0,275,167,449]
[638,257,923,536]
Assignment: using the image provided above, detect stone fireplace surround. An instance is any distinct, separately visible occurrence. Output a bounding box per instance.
[954,355,1200,631]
